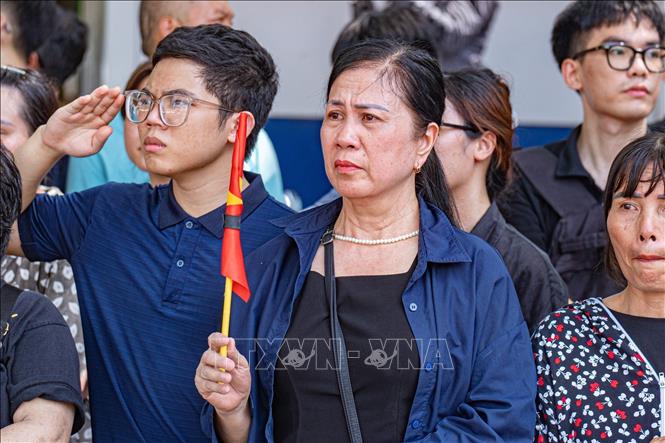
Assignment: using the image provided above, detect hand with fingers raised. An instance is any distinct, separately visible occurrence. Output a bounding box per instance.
[41,85,125,157]
[195,333,252,442]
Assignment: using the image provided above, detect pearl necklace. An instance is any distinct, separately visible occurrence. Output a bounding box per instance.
[332,230,419,245]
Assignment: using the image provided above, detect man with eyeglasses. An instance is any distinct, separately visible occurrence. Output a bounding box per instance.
[499,0,664,303]
[6,25,292,442]
[67,0,286,207]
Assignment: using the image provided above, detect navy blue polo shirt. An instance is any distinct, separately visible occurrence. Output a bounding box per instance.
[18,173,292,442]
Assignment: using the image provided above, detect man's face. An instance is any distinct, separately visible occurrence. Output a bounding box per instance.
[136,58,234,180]
[570,18,663,122]
[184,1,234,27]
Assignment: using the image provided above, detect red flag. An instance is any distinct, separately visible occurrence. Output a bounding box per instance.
[220,113,250,302]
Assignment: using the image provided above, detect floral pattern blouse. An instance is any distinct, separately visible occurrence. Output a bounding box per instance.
[533,298,664,442]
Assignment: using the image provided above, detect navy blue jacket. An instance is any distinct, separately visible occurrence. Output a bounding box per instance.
[203,198,537,442]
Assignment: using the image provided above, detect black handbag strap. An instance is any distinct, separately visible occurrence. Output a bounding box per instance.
[321,227,363,443]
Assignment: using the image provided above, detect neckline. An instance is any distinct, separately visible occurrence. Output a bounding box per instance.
[308,257,418,280]
[607,307,665,322]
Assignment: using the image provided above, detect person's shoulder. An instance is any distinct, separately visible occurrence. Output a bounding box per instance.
[451,226,505,270]
[89,182,157,205]
[256,194,294,218]
[501,222,558,272]
[10,289,68,330]
[532,298,604,342]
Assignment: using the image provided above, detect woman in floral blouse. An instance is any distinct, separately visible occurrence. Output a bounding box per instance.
[0,66,91,442]
[533,132,665,442]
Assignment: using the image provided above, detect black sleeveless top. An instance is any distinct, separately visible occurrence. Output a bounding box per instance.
[273,265,419,443]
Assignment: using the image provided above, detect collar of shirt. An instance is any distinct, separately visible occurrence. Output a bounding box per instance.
[470,201,505,241]
[157,171,268,238]
[271,195,471,267]
[555,125,592,179]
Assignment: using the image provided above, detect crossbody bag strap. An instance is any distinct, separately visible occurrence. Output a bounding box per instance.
[321,227,363,443]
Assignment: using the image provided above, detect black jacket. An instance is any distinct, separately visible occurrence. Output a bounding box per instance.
[471,202,568,333]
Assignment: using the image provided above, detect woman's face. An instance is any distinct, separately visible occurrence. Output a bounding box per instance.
[607,171,665,294]
[434,100,477,193]
[123,76,149,171]
[320,66,434,201]
[0,87,32,153]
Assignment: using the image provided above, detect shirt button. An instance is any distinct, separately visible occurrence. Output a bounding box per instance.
[411,419,422,429]
[409,302,418,312]
[176,259,185,268]
[185,221,194,229]
[424,362,433,372]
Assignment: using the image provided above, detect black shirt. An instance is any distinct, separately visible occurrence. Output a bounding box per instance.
[471,202,568,333]
[498,126,603,252]
[0,285,84,432]
[610,309,665,374]
[273,266,419,443]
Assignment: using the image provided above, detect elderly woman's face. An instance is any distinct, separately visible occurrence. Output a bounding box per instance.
[607,171,665,293]
[320,66,430,200]
[0,87,31,153]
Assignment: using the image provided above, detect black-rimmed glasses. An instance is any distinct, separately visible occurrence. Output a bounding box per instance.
[571,43,665,73]
[440,121,480,134]
[124,90,238,127]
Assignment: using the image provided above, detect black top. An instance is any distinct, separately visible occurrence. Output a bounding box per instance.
[0,284,84,432]
[471,202,568,333]
[610,308,665,374]
[498,126,603,252]
[273,265,419,443]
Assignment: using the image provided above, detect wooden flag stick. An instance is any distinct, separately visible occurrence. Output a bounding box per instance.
[219,277,234,370]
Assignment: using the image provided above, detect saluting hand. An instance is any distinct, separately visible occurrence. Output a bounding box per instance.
[41,85,124,157]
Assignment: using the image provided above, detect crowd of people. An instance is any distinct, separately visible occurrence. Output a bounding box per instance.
[0,1,663,442]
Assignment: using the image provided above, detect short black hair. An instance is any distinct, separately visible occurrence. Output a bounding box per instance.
[1,66,58,134]
[0,144,22,256]
[153,25,279,157]
[331,4,438,64]
[603,132,665,285]
[551,0,665,69]
[36,9,88,85]
[2,1,88,85]
[328,39,457,226]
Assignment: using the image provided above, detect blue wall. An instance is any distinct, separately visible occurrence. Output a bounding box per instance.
[266,118,574,207]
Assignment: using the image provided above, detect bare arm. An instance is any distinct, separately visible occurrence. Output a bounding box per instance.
[6,85,124,257]
[1,397,75,443]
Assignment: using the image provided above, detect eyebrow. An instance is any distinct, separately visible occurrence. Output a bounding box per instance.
[601,37,662,46]
[613,191,665,199]
[327,99,390,112]
[141,88,195,97]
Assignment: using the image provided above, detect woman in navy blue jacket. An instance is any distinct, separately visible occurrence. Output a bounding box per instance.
[195,40,536,443]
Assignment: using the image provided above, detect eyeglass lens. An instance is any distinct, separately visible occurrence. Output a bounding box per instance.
[607,46,665,72]
[126,91,191,126]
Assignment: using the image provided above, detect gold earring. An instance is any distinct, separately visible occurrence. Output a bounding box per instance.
[414,164,422,174]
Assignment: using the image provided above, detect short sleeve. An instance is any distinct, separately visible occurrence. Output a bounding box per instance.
[5,291,84,433]
[19,185,103,262]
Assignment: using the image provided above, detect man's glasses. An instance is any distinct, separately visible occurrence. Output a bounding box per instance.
[440,122,480,134]
[572,43,665,73]
[124,90,238,127]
